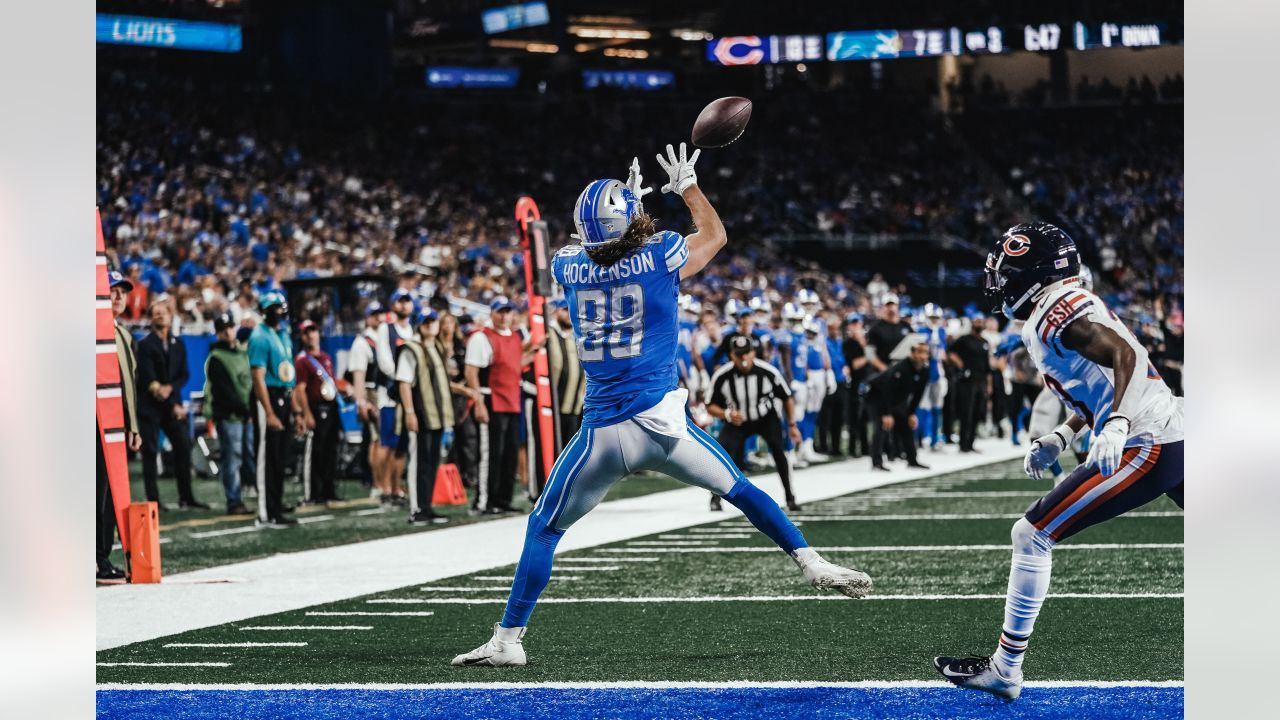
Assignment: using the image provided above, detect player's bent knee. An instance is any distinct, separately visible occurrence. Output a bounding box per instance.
[1012,517,1054,557]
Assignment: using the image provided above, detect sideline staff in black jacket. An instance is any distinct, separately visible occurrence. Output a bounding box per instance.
[866,340,930,471]
[135,298,206,509]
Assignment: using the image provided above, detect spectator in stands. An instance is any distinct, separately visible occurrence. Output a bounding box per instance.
[135,296,205,511]
[248,290,299,527]
[294,319,342,505]
[866,341,930,472]
[948,317,992,453]
[466,298,542,514]
[98,271,143,582]
[203,312,252,515]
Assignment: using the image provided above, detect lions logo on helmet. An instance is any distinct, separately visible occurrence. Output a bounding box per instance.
[572,179,639,247]
[985,221,1081,321]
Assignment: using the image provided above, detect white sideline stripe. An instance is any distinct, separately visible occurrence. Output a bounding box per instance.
[239,625,371,631]
[625,540,718,546]
[189,525,262,539]
[97,439,1029,649]
[368,592,1182,605]
[95,679,1186,691]
[98,662,231,668]
[655,530,752,535]
[557,557,658,563]
[600,543,1184,554]
[549,565,620,572]
[164,642,307,648]
[787,512,1183,521]
[297,515,335,525]
[306,612,435,617]
[352,508,391,516]
[472,576,582,582]
[418,587,511,592]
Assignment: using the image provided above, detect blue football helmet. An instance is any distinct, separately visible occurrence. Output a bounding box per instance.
[572,179,640,247]
[985,221,1080,320]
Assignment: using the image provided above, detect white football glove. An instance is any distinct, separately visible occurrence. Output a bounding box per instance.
[655,142,700,195]
[825,369,838,396]
[625,157,653,211]
[1086,415,1130,477]
[1024,429,1068,481]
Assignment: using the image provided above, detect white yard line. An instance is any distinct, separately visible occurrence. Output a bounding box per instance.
[97,662,231,668]
[657,533,754,540]
[352,508,393,517]
[625,540,719,546]
[600,543,1184,554]
[164,642,307,648]
[543,565,620,572]
[296,515,335,525]
[367,592,1183,605]
[188,525,262,539]
[557,557,659,563]
[786,512,1182,521]
[239,625,371,631]
[97,679,1186,691]
[418,587,514,592]
[97,439,1025,650]
[305,612,434,617]
[472,576,581,582]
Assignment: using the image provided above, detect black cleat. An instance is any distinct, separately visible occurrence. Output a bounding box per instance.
[933,655,1022,701]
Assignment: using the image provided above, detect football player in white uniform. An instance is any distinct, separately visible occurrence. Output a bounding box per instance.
[933,222,1183,701]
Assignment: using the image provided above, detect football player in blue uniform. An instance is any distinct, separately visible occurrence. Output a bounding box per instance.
[914,303,949,450]
[452,146,873,667]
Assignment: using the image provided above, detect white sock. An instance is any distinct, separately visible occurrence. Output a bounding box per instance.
[994,520,1055,675]
[495,625,524,643]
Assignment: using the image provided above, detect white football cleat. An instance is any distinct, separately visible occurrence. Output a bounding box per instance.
[451,623,527,667]
[788,450,809,469]
[792,548,872,598]
[933,655,1023,701]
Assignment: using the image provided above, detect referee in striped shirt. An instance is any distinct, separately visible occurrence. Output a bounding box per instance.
[706,335,803,512]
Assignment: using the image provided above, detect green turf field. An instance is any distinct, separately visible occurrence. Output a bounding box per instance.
[123,465,684,574]
[97,458,1183,685]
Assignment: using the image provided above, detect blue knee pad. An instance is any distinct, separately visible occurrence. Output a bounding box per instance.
[501,513,564,628]
[724,478,807,554]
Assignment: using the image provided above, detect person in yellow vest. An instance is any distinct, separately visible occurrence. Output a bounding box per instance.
[398,309,471,525]
[97,270,143,582]
[545,298,586,451]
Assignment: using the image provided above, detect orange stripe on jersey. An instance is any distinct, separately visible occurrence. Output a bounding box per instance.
[1039,292,1087,343]
[1047,445,1162,541]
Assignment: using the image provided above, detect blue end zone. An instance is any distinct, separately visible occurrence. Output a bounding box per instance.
[97,686,1184,720]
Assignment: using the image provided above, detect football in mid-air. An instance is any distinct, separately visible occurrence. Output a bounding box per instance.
[691,96,752,148]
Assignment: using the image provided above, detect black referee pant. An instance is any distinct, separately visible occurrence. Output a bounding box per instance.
[868,403,919,468]
[846,387,869,457]
[256,387,293,521]
[817,383,848,455]
[953,379,985,452]
[477,402,519,512]
[409,427,444,515]
[719,415,796,506]
[303,399,340,503]
[139,411,195,505]
[96,428,118,568]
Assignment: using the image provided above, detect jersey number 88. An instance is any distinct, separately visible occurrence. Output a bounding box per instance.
[576,284,644,362]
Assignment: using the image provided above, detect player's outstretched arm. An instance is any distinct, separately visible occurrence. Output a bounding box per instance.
[655,142,726,279]
[1061,315,1145,475]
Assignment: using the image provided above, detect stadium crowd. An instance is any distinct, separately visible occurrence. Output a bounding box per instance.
[96,67,1183,577]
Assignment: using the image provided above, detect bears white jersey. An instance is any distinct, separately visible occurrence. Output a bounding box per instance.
[1022,283,1182,446]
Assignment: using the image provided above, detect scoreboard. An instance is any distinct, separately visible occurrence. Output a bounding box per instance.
[709,19,1172,65]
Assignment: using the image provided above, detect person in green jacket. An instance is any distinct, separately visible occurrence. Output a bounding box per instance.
[205,312,253,515]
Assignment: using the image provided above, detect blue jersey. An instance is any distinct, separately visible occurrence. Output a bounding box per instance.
[790,331,808,382]
[551,231,689,428]
[916,324,948,383]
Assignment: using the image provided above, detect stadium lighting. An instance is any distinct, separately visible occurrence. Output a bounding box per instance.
[568,26,651,40]
[603,47,649,59]
[525,42,559,53]
[672,29,713,41]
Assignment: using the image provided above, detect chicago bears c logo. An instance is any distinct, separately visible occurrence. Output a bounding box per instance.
[1003,234,1031,257]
